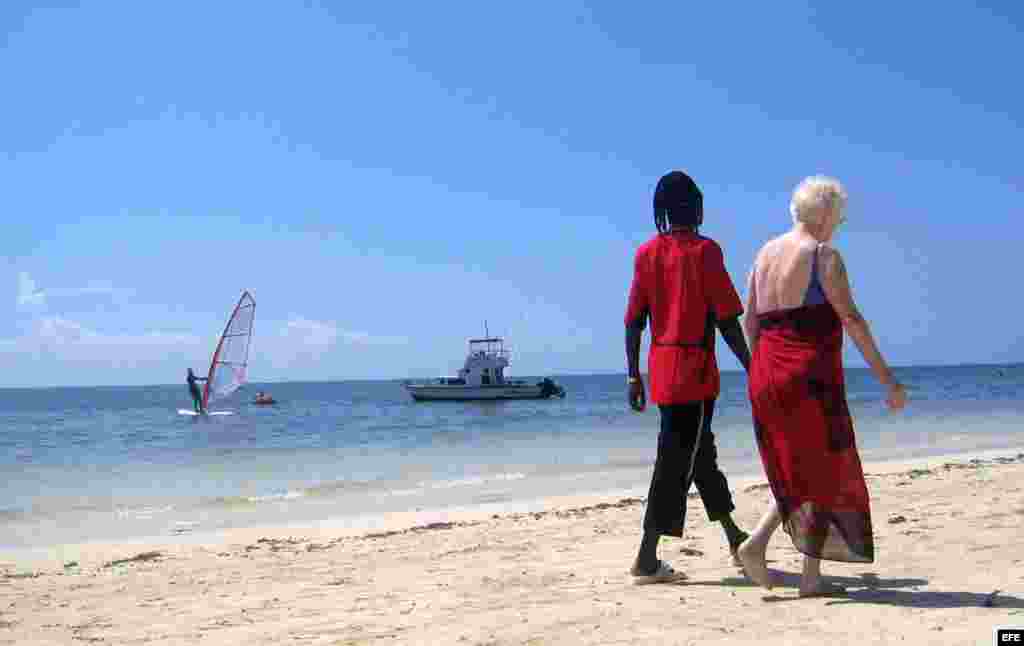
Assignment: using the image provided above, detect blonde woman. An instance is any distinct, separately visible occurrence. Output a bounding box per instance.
[737,176,906,597]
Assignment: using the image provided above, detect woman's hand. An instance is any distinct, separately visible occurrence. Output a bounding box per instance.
[628,377,646,412]
[885,382,907,410]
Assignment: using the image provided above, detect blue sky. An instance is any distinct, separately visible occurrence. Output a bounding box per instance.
[1,2,1021,387]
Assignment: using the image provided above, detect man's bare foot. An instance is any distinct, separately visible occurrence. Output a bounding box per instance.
[737,538,773,590]
[629,561,656,577]
[630,555,663,576]
[729,530,750,568]
[798,581,847,598]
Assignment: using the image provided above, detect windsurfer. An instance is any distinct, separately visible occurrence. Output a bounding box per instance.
[187,368,207,413]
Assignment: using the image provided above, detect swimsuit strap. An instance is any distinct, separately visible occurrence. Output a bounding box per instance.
[803,244,827,306]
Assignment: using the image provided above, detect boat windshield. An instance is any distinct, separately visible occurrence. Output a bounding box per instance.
[468,337,508,359]
[437,377,467,385]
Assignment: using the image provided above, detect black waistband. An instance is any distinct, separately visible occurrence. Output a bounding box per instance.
[654,310,716,349]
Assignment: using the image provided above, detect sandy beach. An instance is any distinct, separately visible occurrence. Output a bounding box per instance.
[2,449,1022,645]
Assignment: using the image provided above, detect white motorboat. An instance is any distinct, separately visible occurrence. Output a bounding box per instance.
[403,337,565,402]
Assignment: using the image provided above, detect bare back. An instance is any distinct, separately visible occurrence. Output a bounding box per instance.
[749,232,822,315]
[743,228,902,407]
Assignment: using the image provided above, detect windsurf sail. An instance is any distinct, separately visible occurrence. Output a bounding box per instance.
[202,291,255,410]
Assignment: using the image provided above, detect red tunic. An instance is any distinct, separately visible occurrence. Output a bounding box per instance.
[749,303,874,562]
[624,232,743,405]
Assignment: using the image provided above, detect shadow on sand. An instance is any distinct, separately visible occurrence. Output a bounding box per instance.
[702,570,1024,609]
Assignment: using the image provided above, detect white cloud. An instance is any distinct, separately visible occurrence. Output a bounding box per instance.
[49,282,130,299]
[15,271,131,311]
[0,316,203,362]
[250,317,409,380]
[5,273,184,377]
[280,317,407,348]
[16,272,45,309]
[283,317,340,349]
[37,316,87,344]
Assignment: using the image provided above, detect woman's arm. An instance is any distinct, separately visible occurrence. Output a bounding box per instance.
[819,245,906,408]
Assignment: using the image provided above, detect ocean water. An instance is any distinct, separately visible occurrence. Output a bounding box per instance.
[2,365,1023,549]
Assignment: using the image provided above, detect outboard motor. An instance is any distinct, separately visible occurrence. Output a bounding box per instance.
[539,377,565,399]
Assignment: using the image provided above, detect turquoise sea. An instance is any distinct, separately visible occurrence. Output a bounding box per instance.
[2,365,1023,549]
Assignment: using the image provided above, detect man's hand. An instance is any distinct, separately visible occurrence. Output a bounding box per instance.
[628,377,646,412]
[717,316,751,373]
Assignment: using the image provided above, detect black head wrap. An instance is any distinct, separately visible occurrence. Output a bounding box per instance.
[653,170,703,233]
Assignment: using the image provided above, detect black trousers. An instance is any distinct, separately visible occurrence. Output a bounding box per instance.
[643,399,736,537]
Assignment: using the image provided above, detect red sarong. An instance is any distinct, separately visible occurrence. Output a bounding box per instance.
[749,303,874,562]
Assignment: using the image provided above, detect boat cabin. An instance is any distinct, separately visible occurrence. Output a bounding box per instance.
[402,333,564,401]
[455,337,510,387]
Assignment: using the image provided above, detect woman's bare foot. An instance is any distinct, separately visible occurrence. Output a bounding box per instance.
[737,538,773,590]
[798,556,844,596]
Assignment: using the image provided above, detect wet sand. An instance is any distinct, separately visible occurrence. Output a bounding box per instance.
[2,450,1023,645]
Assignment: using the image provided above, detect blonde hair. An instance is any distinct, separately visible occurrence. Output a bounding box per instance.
[789,175,848,226]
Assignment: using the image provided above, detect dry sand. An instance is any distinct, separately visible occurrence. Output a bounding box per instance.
[2,449,1023,645]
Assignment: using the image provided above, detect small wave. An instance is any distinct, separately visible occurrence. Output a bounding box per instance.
[301,472,532,500]
[301,478,378,497]
[0,508,28,522]
[383,472,528,497]
[299,472,528,500]
[244,491,305,503]
[115,505,175,520]
[203,490,306,508]
[421,472,527,490]
[473,492,515,504]
[386,487,426,497]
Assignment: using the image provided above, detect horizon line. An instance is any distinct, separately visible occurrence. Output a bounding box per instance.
[0,361,1020,391]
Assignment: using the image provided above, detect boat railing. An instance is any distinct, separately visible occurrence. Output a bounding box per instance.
[404,377,467,386]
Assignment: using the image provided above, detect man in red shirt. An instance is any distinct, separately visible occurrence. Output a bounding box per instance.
[625,170,752,583]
